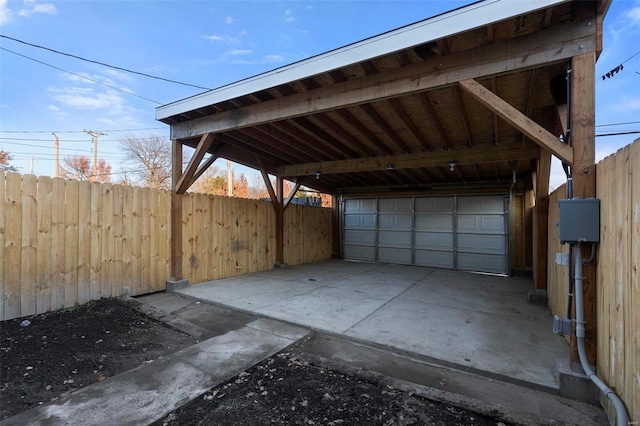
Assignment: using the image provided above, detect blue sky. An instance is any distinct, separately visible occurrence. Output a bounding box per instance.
[1,0,639,191]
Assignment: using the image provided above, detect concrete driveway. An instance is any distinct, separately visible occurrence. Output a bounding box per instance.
[175,259,567,391]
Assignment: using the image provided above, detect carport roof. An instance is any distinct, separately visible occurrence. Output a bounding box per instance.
[157,0,610,196]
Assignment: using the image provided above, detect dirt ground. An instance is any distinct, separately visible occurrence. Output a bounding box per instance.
[1,297,513,425]
[0,298,198,420]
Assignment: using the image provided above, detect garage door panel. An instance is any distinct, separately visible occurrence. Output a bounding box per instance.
[415,250,455,269]
[415,232,453,250]
[457,215,505,234]
[415,214,453,231]
[378,214,412,230]
[457,252,506,274]
[378,230,412,247]
[415,197,454,213]
[344,214,376,229]
[458,234,506,255]
[343,245,376,262]
[379,198,412,213]
[343,229,376,245]
[378,247,412,265]
[458,196,505,213]
[344,198,376,213]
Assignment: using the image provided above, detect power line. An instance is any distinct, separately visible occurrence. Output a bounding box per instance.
[0,127,166,134]
[1,47,163,105]
[0,34,212,91]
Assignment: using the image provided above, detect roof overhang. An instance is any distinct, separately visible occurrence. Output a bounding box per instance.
[157,0,610,196]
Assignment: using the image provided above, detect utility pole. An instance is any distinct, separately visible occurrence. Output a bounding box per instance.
[52,132,59,177]
[83,129,106,180]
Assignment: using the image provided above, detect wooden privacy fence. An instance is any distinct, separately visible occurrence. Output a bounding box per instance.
[0,173,333,321]
[181,192,333,283]
[547,139,639,423]
[0,174,171,321]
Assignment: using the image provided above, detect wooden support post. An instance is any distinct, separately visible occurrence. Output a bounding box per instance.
[170,140,184,283]
[261,171,286,267]
[569,52,597,367]
[275,177,285,266]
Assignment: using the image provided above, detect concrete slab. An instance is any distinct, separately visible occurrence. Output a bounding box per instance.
[179,275,321,310]
[298,334,607,426]
[2,320,309,426]
[175,260,568,391]
[256,286,392,333]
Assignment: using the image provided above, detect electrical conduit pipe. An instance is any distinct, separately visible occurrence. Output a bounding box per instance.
[573,244,629,426]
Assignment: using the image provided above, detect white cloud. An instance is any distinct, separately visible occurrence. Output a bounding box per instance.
[628,5,640,22]
[103,69,133,83]
[227,49,252,56]
[18,0,56,17]
[611,97,640,112]
[203,34,223,42]
[202,34,241,44]
[284,9,294,23]
[224,16,236,24]
[47,105,60,111]
[0,0,13,25]
[52,88,124,110]
[263,54,284,63]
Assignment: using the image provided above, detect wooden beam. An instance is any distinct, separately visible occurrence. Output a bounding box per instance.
[260,169,278,204]
[170,140,183,281]
[283,182,301,210]
[458,79,574,164]
[175,133,215,194]
[187,154,218,189]
[569,52,597,368]
[170,19,597,140]
[276,144,539,177]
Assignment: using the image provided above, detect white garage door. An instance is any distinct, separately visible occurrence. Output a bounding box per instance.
[342,195,508,274]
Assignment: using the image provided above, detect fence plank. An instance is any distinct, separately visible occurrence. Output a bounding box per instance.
[64,179,79,308]
[131,186,143,296]
[4,174,22,319]
[629,141,640,420]
[77,181,91,304]
[122,185,133,296]
[49,178,66,311]
[0,173,5,320]
[36,176,53,314]
[140,187,151,294]
[156,190,170,291]
[101,183,114,298]
[113,185,125,296]
[19,175,37,317]
[148,188,159,292]
[89,182,102,300]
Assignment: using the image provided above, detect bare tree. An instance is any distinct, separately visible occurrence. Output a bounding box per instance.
[0,150,18,172]
[60,155,112,182]
[120,135,171,189]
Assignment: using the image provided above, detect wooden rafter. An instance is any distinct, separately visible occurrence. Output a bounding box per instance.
[416,91,451,150]
[387,98,430,152]
[170,18,597,140]
[276,144,539,177]
[358,103,411,153]
[453,87,473,147]
[458,79,573,164]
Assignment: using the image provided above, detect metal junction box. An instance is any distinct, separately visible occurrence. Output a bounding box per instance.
[558,198,600,244]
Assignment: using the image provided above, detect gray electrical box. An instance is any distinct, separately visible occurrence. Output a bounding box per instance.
[558,198,600,244]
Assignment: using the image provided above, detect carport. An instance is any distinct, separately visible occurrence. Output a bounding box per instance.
[157,0,609,386]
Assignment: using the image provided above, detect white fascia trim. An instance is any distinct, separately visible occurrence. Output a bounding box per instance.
[156,0,568,121]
